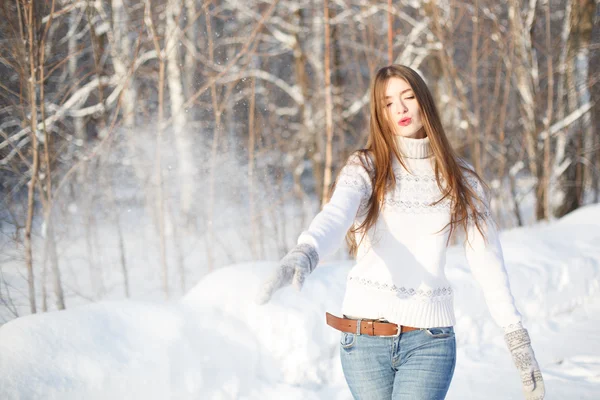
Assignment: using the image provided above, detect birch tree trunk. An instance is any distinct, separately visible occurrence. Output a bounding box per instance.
[551,0,573,211]
[156,57,169,299]
[542,0,553,217]
[23,0,38,314]
[45,222,65,309]
[248,77,259,259]
[107,176,129,297]
[206,4,219,272]
[166,0,194,217]
[184,0,197,100]
[145,0,169,298]
[509,0,543,219]
[164,0,190,285]
[110,0,136,130]
[39,1,65,310]
[86,2,108,139]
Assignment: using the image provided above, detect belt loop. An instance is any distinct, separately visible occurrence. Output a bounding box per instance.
[356,319,362,336]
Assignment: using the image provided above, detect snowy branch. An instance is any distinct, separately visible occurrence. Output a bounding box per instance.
[539,102,593,140]
[219,69,304,105]
[0,76,118,165]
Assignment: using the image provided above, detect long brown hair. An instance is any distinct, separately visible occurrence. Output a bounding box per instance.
[344,65,489,256]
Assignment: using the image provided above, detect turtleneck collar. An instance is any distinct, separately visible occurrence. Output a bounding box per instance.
[396,135,433,159]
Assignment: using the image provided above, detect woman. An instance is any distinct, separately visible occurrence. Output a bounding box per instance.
[257,65,544,400]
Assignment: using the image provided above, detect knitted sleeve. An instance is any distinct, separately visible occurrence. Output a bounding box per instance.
[297,153,373,260]
[463,173,523,329]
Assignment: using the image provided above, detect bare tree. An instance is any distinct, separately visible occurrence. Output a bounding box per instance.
[68,7,86,141]
[39,0,66,310]
[551,0,596,218]
[589,3,600,203]
[322,0,334,206]
[144,0,169,298]
[248,77,259,259]
[22,0,41,314]
[387,0,393,64]
[166,0,194,218]
[509,0,546,219]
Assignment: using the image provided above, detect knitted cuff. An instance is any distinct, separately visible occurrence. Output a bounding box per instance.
[503,321,524,334]
[294,243,320,272]
[505,327,531,352]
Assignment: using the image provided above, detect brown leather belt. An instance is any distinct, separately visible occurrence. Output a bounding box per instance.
[326,312,420,336]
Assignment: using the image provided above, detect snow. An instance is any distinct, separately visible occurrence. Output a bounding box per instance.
[1,204,600,399]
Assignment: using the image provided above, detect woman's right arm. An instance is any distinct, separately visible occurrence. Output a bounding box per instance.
[296,155,373,260]
[256,154,372,304]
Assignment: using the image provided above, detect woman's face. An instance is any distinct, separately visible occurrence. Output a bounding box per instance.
[383,77,425,139]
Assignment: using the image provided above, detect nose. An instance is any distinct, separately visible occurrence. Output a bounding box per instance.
[394,101,407,114]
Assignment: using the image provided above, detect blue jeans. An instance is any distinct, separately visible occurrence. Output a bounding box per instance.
[340,326,456,400]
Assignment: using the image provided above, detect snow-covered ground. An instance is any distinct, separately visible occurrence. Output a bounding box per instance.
[1,204,599,399]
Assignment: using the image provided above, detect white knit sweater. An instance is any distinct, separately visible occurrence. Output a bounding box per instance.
[297,136,521,329]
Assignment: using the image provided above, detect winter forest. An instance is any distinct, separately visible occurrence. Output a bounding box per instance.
[0,0,598,323]
[1,0,600,399]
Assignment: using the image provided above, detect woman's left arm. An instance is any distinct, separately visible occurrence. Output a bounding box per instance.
[463,194,520,328]
[464,179,545,400]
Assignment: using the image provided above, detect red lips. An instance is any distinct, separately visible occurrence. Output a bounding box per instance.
[398,117,412,126]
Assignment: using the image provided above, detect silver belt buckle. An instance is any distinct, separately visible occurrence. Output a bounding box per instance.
[378,320,401,337]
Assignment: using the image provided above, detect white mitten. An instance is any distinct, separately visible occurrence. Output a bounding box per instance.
[504,324,545,400]
[256,243,319,304]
